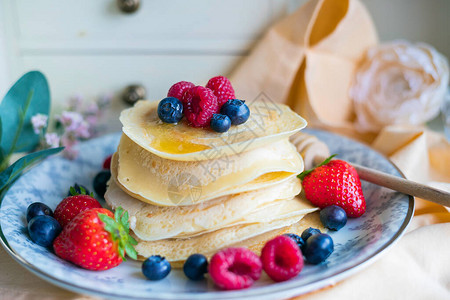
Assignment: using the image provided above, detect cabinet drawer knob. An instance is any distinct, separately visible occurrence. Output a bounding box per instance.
[117,0,140,14]
[122,84,146,105]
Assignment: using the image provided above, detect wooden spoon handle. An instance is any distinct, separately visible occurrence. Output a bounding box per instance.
[352,163,450,207]
[313,156,450,207]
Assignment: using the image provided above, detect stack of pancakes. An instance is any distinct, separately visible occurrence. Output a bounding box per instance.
[105,100,320,267]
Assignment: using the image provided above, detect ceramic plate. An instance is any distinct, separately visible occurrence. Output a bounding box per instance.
[0,129,414,299]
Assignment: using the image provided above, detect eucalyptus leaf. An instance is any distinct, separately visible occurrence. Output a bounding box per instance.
[0,147,63,192]
[0,71,50,155]
[0,118,4,164]
[0,117,2,144]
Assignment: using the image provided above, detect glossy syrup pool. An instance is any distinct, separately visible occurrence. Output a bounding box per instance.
[141,108,212,154]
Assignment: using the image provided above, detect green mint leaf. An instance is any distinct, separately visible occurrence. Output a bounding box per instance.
[0,71,50,155]
[0,147,63,192]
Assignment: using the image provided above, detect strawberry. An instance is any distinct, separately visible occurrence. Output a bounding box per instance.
[53,207,137,271]
[298,155,366,217]
[54,187,102,227]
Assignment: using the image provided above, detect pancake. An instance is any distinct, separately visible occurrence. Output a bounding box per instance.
[134,207,322,267]
[115,134,303,206]
[110,97,318,267]
[120,100,307,161]
[106,176,316,241]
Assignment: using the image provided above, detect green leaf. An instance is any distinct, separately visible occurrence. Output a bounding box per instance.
[0,117,2,146]
[121,211,129,231]
[0,147,63,192]
[69,186,77,196]
[68,185,89,196]
[298,154,338,180]
[129,235,138,246]
[99,207,138,261]
[0,71,50,155]
[125,243,137,260]
[0,118,4,165]
[118,245,125,260]
[98,213,117,229]
[114,207,121,222]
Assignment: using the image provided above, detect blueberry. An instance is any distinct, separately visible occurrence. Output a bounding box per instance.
[142,255,171,280]
[283,233,305,251]
[157,97,183,123]
[320,205,347,231]
[301,227,321,242]
[183,253,208,280]
[93,170,111,199]
[303,233,334,264]
[26,202,53,223]
[210,114,231,133]
[67,183,90,196]
[220,99,250,125]
[28,215,62,247]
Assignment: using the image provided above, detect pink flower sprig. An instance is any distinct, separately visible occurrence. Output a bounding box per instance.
[44,133,60,148]
[31,114,48,135]
[31,94,112,159]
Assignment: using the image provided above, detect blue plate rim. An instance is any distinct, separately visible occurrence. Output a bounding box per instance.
[0,129,415,299]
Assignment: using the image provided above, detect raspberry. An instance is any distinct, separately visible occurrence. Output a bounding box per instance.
[261,236,303,282]
[102,155,112,169]
[182,86,219,128]
[206,76,235,106]
[167,81,195,101]
[209,247,262,290]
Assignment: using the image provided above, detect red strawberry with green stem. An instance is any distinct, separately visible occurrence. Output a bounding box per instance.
[53,207,137,271]
[298,155,366,217]
[54,186,102,227]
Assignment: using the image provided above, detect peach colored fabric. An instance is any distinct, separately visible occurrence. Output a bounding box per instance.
[231,0,450,298]
[231,0,378,141]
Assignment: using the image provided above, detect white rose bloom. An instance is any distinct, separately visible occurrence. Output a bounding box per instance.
[351,41,449,132]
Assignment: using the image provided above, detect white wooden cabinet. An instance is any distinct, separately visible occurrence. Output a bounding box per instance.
[0,0,295,117]
[1,0,449,122]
